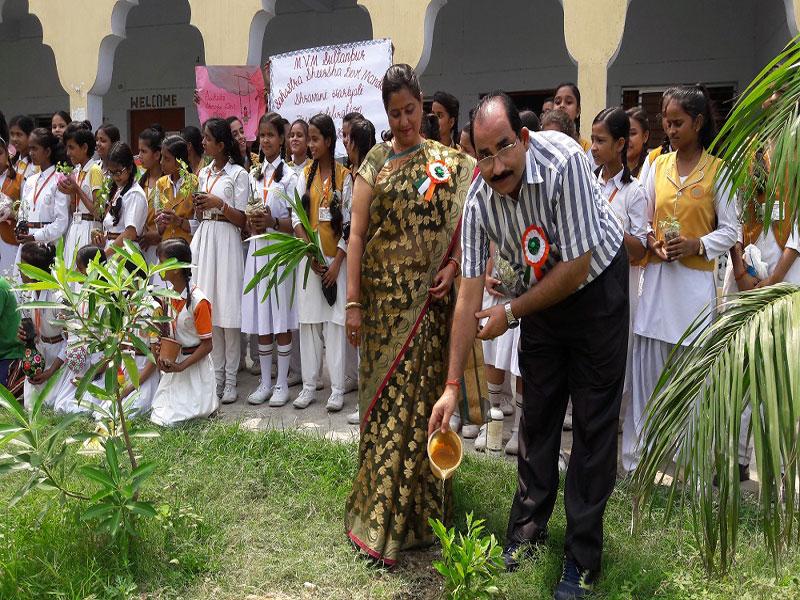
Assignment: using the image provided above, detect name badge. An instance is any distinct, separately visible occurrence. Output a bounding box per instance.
[318,206,332,222]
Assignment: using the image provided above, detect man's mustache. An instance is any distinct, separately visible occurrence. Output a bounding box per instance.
[490,170,513,183]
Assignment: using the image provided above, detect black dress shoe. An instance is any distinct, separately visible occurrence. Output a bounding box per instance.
[713,463,750,486]
[502,530,548,572]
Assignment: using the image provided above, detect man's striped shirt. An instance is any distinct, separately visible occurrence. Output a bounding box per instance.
[462,130,623,293]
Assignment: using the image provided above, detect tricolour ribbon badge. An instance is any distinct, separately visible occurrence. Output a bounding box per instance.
[417,161,451,202]
[521,224,550,282]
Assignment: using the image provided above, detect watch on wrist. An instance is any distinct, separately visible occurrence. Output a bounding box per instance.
[504,302,519,329]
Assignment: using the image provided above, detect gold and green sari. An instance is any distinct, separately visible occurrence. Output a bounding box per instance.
[345,139,475,565]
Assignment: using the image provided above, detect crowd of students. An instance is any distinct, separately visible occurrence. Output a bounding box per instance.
[0,78,798,483]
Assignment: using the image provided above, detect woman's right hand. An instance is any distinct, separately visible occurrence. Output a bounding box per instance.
[310,258,327,276]
[248,211,269,234]
[91,229,105,247]
[346,307,361,347]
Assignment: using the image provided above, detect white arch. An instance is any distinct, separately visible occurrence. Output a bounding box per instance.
[90,0,138,97]
[247,0,277,66]
[416,0,447,74]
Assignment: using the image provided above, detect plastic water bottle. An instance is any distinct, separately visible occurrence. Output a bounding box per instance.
[486,407,504,455]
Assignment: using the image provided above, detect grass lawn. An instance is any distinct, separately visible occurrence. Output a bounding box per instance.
[1,421,799,599]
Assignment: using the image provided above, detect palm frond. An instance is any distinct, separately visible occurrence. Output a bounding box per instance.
[632,284,800,572]
[713,35,800,230]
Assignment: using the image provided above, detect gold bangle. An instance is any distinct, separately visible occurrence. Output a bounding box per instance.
[345,301,363,310]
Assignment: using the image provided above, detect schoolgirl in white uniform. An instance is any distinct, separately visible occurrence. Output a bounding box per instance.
[8,115,37,182]
[17,242,69,409]
[291,114,352,412]
[60,124,104,267]
[190,118,249,405]
[151,238,218,426]
[622,86,738,473]
[90,142,148,257]
[590,107,649,433]
[14,128,70,267]
[242,112,299,407]
[136,127,166,269]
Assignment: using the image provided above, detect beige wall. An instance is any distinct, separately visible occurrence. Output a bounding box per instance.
[1,0,797,138]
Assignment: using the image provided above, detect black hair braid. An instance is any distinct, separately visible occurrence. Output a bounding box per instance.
[620,137,631,184]
[183,266,193,311]
[301,159,319,219]
[329,142,343,239]
[660,135,671,155]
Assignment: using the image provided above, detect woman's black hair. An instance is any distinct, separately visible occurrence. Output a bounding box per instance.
[432,90,459,144]
[137,126,165,186]
[0,136,15,179]
[554,82,582,132]
[290,119,312,160]
[343,111,364,126]
[625,106,650,177]
[302,114,342,239]
[20,240,56,271]
[539,109,576,140]
[203,117,243,166]
[9,115,34,167]
[157,237,194,310]
[96,123,120,144]
[659,87,678,154]
[255,112,285,182]
[106,142,136,226]
[668,85,717,150]
[75,244,107,269]
[162,135,191,173]
[592,107,632,184]
[180,125,203,158]
[348,118,376,168]
[421,113,440,141]
[381,63,422,109]
[0,110,9,146]
[519,110,541,133]
[52,110,71,128]
[63,123,97,159]
[9,114,34,136]
[29,127,67,167]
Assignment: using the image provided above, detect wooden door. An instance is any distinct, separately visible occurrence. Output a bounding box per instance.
[129,108,186,147]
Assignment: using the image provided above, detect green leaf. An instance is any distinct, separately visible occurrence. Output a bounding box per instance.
[78,465,116,489]
[82,502,116,522]
[121,351,139,389]
[126,500,157,518]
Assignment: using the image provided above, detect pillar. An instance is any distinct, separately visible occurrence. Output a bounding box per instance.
[787,0,800,35]
[188,0,271,65]
[359,0,447,73]
[561,0,628,140]
[28,0,137,127]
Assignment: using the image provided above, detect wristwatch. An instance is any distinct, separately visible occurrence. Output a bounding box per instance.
[504,302,519,329]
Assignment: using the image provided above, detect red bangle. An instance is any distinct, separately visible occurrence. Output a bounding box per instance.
[445,379,461,389]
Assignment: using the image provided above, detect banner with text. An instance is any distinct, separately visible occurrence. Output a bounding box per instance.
[269,38,392,156]
[195,66,266,140]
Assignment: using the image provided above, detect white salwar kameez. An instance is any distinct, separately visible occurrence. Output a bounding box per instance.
[64,162,103,267]
[292,171,352,396]
[481,289,521,377]
[191,161,248,388]
[151,287,218,426]
[241,157,299,336]
[597,170,648,410]
[621,166,738,473]
[102,183,148,252]
[14,165,70,267]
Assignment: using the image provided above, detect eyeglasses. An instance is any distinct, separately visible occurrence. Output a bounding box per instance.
[476,140,518,171]
[109,167,128,176]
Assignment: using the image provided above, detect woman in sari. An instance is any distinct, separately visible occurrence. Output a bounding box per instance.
[344,64,475,565]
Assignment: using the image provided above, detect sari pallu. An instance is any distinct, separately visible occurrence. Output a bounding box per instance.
[345,139,475,565]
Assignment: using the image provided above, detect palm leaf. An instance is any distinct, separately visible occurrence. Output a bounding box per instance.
[632,285,800,572]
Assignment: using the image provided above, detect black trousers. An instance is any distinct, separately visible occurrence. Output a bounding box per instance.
[506,248,629,573]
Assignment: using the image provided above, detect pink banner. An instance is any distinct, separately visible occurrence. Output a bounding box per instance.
[195,66,266,140]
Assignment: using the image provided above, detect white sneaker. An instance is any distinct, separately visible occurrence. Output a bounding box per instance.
[247,382,272,405]
[462,423,480,439]
[449,413,462,433]
[326,392,344,412]
[268,384,289,407]
[292,388,316,409]
[474,424,487,452]
[286,371,302,387]
[500,395,514,417]
[347,410,360,425]
[505,428,519,455]
[221,385,238,405]
[343,376,358,394]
